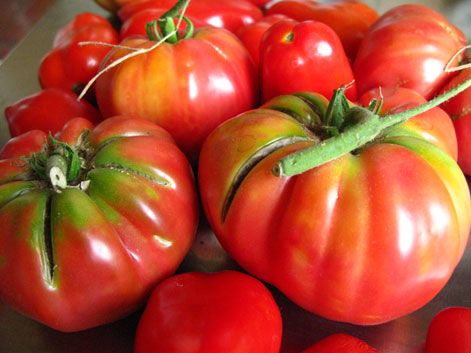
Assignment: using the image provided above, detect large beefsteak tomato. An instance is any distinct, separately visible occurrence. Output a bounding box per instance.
[0,116,198,331]
[96,0,257,161]
[198,86,470,325]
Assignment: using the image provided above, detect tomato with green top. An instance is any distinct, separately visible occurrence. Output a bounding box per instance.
[0,116,198,332]
[198,83,471,325]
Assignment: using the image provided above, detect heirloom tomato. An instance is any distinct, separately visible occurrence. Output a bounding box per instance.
[118,0,263,33]
[264,0,379,60]
[134,271,282,353]
[354,4,466,99]
[439,68,471,175]
[198,86,471,325]
[0,116,198,331]
[301,334,379,353]
[425,307,471,353]
[4,88,101,137]
[96,0,258,161]
[38,12,118,94]
[260,19,357,102]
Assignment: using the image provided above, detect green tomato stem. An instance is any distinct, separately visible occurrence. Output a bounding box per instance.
[145,0,193,44]
[46,154,68,191]
[273,75,471,177]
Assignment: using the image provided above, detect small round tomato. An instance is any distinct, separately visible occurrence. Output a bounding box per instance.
[260,20,357,102]
[425,307,471,353]
[134,271,282,353]
[301,334,379,353]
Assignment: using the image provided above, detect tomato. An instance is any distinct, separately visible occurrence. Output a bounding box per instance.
[301,334,379,353]
[439,68,471,175]
[198,88,470,325]
[236,14,289,70]
[354,4,466,99]
[118,0,263,33]
[0,116,198,331]
[425,307,471,353]
[96,2,258,161]
[4,88,101,137]
[38,13,118,94]
[264,0,379,60]
[134,270,282,353]
[94,0,138,12]
[260,19,357,102]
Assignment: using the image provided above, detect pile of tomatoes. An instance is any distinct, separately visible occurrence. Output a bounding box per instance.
[1,0,470,352]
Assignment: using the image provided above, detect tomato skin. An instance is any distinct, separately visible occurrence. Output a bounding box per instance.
[96,28,258,161]
[358,87,457,160]
[198,93,470,325]
[134,271,282,353]
[38,13,118,93]
[301,334,379,353]
[354,4,466,99]
[425,307,471,353]
[265,0,378,60]
[260,20,357,102]
[236,14,289,69]
[118,0,263,33]
[4,88,101,137]
[0,116,198,331]
[439,69,471,175]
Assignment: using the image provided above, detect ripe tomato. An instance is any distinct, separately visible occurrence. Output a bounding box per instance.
[96,16,257,161]
[260,19,357,102]
[38,13,118,93]
[301,334,379,353]
[354,4,466,99]
[236,14,290,70]
[264,0,379,60]
[425,307,471,353]
[439,68,471,175]
[0,116,198,331]
[134,271,282,353]
[118,0,263,33]
[4,88,101,137]
[198,89,470,325]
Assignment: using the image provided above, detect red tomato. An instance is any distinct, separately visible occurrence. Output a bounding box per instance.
[134,271,282,353]
[236,14,289,69]
[0,116,198,331]
[439,68,471,174]
[118,0,263,33]
[425,307,471,353]
[260,20,357,102]
[198,90,470,325]
[38,12,118,93]
[96,23,257,161]
[301,334,379,353]
[4,88,101,137]
[265,0,379,60]
[354,4,466,99]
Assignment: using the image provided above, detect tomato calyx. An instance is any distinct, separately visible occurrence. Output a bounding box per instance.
[272,76,471,177]
[29,134,90,193]
[145,0,194,44]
